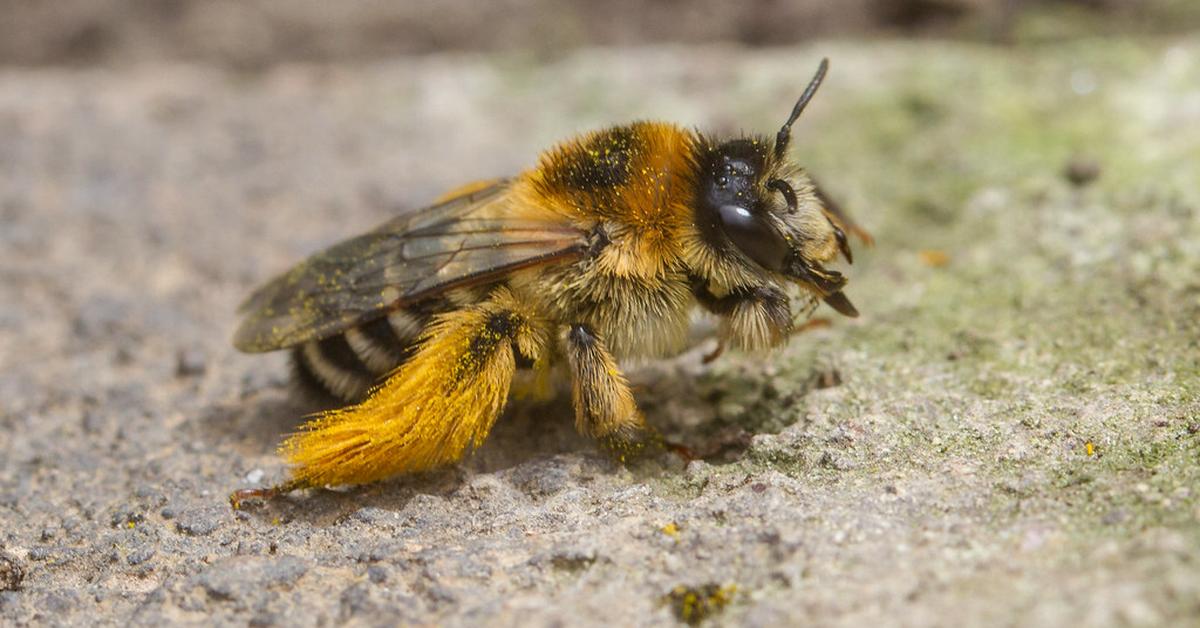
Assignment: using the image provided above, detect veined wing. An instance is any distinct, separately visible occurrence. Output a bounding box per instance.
[233,180,586,353]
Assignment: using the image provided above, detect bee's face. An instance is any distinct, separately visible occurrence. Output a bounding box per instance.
[695,138,853,305]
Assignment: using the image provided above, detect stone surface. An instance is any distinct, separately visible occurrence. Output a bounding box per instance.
[1,38,1199,626]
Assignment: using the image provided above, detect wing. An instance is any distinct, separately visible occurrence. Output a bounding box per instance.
[233,180,587,353]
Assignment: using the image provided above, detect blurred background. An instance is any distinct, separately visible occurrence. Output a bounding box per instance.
[2,0,1198,67]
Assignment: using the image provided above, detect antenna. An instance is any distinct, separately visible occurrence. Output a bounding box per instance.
[774,58,829,159]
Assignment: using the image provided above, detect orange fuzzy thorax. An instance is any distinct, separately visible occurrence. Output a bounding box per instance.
[517,121,699,277]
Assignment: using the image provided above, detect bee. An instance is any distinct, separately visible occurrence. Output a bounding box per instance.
[231,59,870,504]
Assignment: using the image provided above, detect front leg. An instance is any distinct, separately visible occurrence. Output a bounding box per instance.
[562,323,659,461]
[691,278,795,359]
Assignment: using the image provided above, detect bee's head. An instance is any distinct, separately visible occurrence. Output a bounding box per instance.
[693,58,859,316]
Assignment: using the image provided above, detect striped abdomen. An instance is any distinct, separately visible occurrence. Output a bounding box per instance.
[292,308,427,403]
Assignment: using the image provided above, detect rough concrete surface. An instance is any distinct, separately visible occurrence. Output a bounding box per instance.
[1,39,1198,626]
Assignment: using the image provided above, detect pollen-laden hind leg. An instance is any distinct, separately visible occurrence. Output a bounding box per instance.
[276,288,551,489]
[563,324,659,462]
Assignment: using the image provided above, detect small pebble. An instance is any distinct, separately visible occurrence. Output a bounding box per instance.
[0,553,24,591]
[1064,157,1100,187]
[367,565,388,584]
[175,347,208,377]
[127,547,155,566]
[175,505,225,536]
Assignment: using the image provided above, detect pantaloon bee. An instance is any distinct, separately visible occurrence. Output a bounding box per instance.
[231,59,870,503]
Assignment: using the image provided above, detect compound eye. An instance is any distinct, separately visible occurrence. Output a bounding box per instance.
[717,204,790,272]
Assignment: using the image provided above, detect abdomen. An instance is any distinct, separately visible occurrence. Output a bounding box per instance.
[290,290,486,403]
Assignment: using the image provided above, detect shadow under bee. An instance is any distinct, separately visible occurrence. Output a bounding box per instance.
[193,392,318,455]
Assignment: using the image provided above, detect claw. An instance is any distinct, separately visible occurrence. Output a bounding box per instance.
[830,221,853,264]
[702,338,726,364]
[823,291,859,318]
[229,480,301,510]
[786,254,847,295]
[662,440,698,464]
[792,317,832,334]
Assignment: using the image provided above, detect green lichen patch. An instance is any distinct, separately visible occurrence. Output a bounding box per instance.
[663,583,738,625]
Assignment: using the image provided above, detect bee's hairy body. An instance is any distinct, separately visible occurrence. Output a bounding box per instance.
[295,122,697,402]
[233,61,870,497]
[295,123,745,400]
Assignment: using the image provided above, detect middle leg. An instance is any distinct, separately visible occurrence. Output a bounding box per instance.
[562,323,659,462]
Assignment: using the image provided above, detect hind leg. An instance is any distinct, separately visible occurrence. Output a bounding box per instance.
[233,288,551,504]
